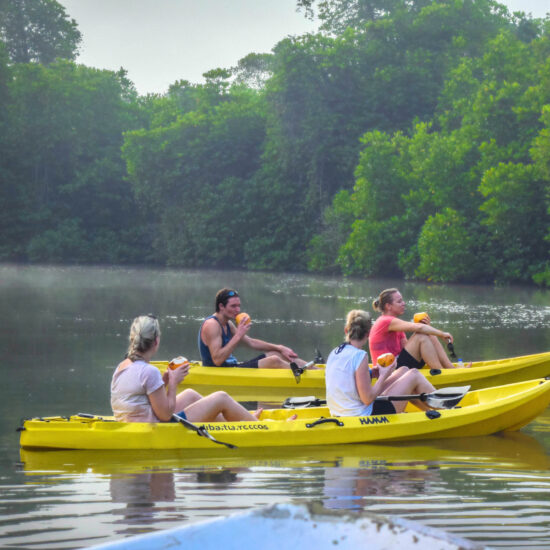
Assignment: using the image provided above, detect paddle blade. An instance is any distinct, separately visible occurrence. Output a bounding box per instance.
[425,385,470,409]
[447,340,457,359]
[282,396,326,409]
[290,362,304,383]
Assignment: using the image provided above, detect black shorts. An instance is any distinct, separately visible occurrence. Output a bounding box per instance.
[397,348,425,369]
[372,399,397,415]
[224,354,266,369]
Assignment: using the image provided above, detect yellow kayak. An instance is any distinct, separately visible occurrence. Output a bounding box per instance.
[151,351,550,398]
[19,378,550,450]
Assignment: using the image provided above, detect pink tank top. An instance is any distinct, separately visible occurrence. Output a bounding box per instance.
[369,315,405,365]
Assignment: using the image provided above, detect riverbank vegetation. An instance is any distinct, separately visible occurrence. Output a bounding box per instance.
[1,0,549,285]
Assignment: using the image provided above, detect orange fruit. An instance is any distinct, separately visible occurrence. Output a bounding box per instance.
[377,353,395,367]
[168,356,189,370]
[235,313,251,326]
[413,312,428,323]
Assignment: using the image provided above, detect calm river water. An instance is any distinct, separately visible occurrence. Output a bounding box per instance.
[1,264,550,549]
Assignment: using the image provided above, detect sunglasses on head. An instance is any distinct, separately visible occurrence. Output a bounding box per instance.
[226,291,238,297]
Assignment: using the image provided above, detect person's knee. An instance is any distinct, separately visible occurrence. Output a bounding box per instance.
[403,368,422,382]
[211,390,230,401]
[411,369,429,384]
[264,356,287,368]
[414,333,430,343]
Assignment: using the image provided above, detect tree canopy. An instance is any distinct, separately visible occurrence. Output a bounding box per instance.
[0,0,81,64]
[1,0,548,286]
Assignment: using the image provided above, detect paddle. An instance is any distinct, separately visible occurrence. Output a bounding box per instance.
[314,348,324,363]
[172,414,237,449]
[447,338,457,360]
[290,360,315,383]
[282,385,470,410]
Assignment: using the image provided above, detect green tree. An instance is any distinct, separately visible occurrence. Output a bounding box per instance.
[0,0,81,64]
[415,208,474,282]
[123,85,267,267]
[480,162,548,283]
[2,60,144,262]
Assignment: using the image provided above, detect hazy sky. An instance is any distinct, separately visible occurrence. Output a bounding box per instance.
[60,0,549,96]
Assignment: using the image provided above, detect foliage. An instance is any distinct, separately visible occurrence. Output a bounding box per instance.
[0,0,81,64]
[311,18,550,285]
[1,0,548,286]
[1,60,144,262]
[123,85,267,267]
[415,208,474,282]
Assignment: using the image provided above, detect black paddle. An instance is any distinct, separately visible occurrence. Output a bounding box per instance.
[282,385,470,410]
[172,414,237,449]
[290,360,315,383]
[447,338,457,360]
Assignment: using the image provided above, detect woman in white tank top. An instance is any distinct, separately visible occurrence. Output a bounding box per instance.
[325,310,437,416]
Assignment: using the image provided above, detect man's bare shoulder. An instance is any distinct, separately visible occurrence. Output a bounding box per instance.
[201,316,228,338]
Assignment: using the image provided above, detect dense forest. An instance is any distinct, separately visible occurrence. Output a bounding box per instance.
[1,0,549,285]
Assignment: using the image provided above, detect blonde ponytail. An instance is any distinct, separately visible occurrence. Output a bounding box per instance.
[127,315,160,361]
[344,310,372,342]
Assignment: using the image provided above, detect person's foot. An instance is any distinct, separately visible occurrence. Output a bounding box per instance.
[287,413,298,421]
[253,408,263,420]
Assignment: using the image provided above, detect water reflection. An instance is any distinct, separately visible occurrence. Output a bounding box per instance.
[19,432,550,475]
[323,467,442,510]
[111,472,177,531]
[6,432,549,549]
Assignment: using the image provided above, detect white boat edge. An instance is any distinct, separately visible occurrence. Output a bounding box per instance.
[87,501,488,550]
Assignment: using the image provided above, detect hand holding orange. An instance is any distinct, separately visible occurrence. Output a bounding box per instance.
[235,313,251,326]
[377,353,395,367]
[168,356,189,370]
[413,312,429,323]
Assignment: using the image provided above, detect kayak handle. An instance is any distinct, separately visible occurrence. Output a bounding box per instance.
[429,368,442,375]
[306,418,344,428]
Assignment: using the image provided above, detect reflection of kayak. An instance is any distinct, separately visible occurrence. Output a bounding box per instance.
[20,431,550,474]
[19,378,550,450]
[84,502,482,550]
[152,351,550,395]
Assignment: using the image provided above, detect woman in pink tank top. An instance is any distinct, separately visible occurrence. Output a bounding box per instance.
[369,288,470,370]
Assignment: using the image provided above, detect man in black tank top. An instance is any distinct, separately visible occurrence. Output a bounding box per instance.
[198,287,311,369]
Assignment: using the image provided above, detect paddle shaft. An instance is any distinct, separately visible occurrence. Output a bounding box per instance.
[283,386,469,409]
[172,414,237,449]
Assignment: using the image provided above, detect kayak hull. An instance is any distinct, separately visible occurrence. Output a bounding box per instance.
[19,378,550,451]
[84,502,483,550]
[152,351,550,397]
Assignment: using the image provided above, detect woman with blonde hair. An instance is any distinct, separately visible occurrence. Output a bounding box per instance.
[111,315,260,423]
[325,309,436,415]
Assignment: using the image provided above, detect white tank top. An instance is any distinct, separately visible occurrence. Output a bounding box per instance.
[325,344,373,417]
